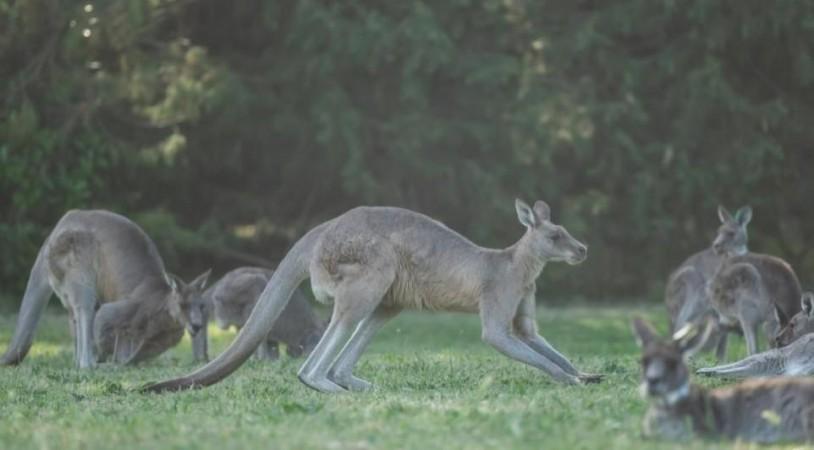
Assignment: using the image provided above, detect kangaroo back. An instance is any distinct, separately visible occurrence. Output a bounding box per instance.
[141,223,327,392]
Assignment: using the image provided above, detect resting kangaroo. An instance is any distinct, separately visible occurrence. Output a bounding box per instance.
[209,267,325,360]
[697,333,814,378]
[634,317,814,443]
[699,293,814,378]
[143,199,600,393]
[707,206,801,356]
[664,206,751,360]
[0,210,211,368]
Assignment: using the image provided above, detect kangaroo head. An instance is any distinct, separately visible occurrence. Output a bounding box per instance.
[633,317,713,405]
[775,292,814,347]
[712,205,752,256]
[515,199,587,265]
[166,269,212,335]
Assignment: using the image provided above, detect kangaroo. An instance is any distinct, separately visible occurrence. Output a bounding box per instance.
[697,333,814,378]
[707,207,802,356]
[208,267,325,360]
[0,210,211,368]
[775,292,814,348]
[142,199,601,394]
[633,317,814,443]
[664,206,752,360]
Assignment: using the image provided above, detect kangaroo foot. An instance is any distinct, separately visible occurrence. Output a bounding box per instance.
[329,372,374,392]
[297,373,348,394]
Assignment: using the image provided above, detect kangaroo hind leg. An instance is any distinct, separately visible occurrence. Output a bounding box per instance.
[66,280,98,368]
[46,229,99,368]
[328,306,401,392]
[298,261,396,394]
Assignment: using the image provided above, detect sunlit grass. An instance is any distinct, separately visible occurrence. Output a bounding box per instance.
[0,303,775,449]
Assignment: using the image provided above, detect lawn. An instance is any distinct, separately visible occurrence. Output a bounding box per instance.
[0,303,787,450]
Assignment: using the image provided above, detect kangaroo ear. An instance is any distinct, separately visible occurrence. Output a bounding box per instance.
[802,292,814,317]
[735,206,753,227]
[190,268,212,291]
[675,318,715,358]
[515,199,537,228]
[718,205,734,224]
[533,200,551,222]
[632,317,659,348]
[165,273,183,292]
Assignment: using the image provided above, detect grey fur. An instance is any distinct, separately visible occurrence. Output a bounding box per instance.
[697,333,814,378]
[142,200,600,394]
[0,210,210,368]
[774,292,814,347]
[708,253,802,356]
[707,206,801,356]
[207,267,325,360]
[634,317,814,443]
[664,206,752,361]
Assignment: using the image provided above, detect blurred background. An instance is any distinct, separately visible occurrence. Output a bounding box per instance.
[1,0,812,306]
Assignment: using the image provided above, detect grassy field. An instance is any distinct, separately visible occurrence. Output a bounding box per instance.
[0,303,794,450]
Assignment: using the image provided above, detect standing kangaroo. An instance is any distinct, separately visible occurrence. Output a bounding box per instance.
[143,200,600,393]
[634,317,814,443]
[664,206,752,360]
[0,210,211,368]
[208,267,325,360]
[707,207,802,356]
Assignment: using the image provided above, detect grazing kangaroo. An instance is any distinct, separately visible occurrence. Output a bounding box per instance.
[633,317,814,443]
[664,206,752,360]
[0,210,211,368]
[707,207,802,356]
[208,267,325,360]
[143,199,600,394]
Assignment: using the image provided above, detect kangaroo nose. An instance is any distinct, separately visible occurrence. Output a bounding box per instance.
[577,246,588,258]
[190,324,202,334]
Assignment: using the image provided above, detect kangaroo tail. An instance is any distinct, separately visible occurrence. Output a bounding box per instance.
[140,223,326,393]
[1,244,53,365]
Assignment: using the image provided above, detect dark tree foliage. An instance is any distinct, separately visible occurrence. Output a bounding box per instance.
[1,0,812,304]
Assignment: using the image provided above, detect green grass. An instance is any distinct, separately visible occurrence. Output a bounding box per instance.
[0,304,789,449]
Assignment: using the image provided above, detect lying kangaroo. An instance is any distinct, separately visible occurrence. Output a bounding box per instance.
[707,207,801,356]
[208,267,325,360]
[699,293,814,378]
[634,317,814,443]
[0,210,211,368]
[664,206,751,359]
[697,333,814,378]
[143,199,600,393]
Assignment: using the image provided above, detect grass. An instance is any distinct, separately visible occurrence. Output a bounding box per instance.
[0,303,792,450]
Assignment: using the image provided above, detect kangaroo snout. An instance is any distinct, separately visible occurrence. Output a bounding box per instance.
[568,245,588,265]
